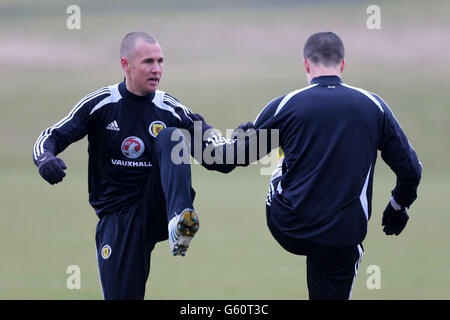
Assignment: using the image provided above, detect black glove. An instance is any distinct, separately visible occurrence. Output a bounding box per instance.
[231,122,255,140]
[382,201,409,236]
[37,152,67,185]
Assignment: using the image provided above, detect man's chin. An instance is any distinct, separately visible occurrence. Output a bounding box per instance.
[138,86,157,96]
[146,83,159,93]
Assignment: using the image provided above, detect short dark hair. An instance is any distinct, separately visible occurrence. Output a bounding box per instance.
[120,31,157,60]
[303,32,345,67]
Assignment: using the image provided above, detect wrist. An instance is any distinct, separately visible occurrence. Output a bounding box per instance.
[390,197,408,212]
[37,152,55,166]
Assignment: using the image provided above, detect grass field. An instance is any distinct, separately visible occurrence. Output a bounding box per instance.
[0,0,449,299]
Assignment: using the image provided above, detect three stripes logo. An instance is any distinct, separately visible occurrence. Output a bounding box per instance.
[106,120,120,131]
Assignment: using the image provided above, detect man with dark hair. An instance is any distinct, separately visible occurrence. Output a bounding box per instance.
[212,31,422,299]
[32,31,233,299]
[303,31,345,66]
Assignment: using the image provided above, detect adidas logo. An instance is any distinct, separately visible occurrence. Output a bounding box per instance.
[106,120,120,131]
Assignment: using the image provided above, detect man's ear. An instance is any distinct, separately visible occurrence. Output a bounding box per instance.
[304,58,310,74]
[340,59,346,73]
[121,57,129,72]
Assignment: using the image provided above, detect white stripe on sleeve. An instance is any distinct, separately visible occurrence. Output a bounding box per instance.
[341,83,384,113]
[33,87,110,160]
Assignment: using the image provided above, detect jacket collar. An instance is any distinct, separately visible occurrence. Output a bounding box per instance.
[119,79,155,103]
[310,75,342,85]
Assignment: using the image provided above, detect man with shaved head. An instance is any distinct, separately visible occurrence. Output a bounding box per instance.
[119,32,161,95]
[32,31,233,299]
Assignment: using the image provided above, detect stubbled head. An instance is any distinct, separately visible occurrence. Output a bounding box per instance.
[120,31,164,96]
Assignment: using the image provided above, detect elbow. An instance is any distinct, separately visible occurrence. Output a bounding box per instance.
[410,161,423,187]
[417,161,423,182]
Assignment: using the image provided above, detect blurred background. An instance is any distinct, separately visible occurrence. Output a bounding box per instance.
[0,0,449,299]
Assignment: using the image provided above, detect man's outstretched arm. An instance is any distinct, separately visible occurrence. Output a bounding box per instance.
[32,88,108,184]
[172,95,283,173]
[178,112,279,173]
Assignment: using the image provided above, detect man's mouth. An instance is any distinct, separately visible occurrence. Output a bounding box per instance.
[148,77,159,84]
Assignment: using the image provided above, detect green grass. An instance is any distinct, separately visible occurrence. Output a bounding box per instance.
[0,0,449,299]
[1,162,448,299]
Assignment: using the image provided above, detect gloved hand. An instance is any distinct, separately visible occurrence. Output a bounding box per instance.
[382,200,409,236]
[231,121,255,140]
[37,152,67,185]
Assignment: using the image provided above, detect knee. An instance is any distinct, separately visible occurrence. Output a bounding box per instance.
[154,127,188,153]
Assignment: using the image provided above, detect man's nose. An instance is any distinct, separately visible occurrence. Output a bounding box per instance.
[150,63,162,73]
